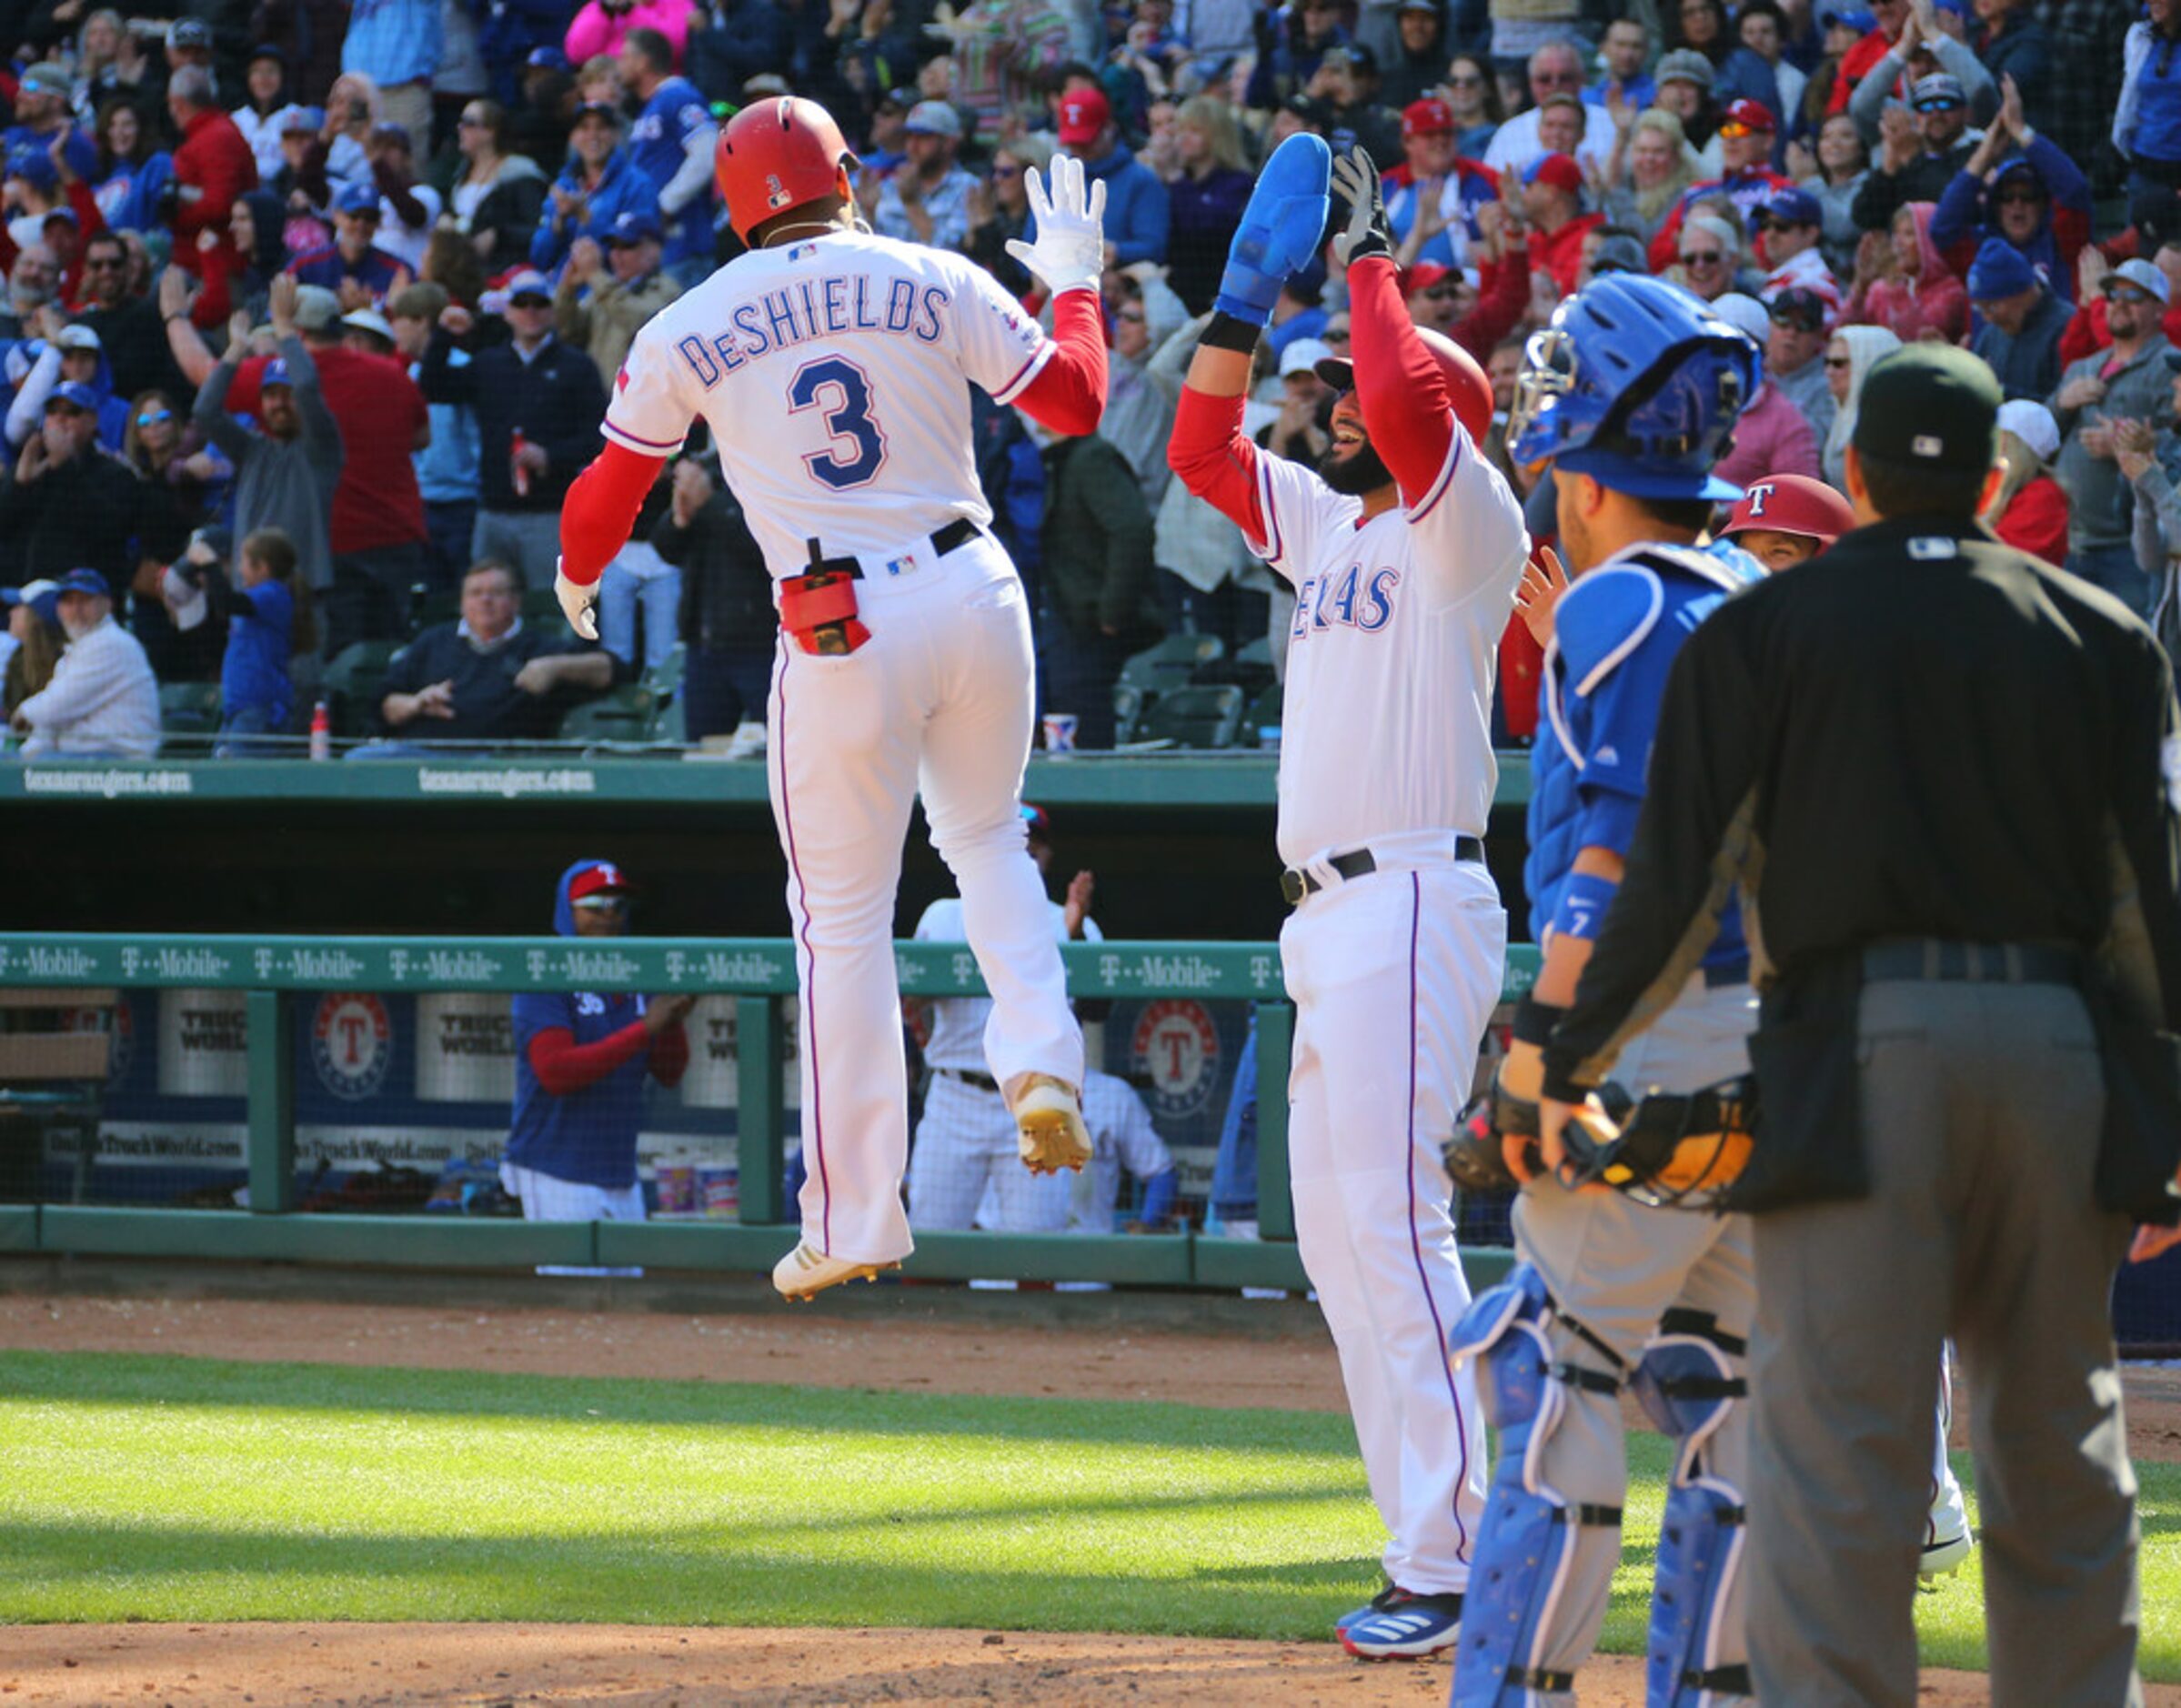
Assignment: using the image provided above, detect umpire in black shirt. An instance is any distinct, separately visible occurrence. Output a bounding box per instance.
[1535,345,2181,1707]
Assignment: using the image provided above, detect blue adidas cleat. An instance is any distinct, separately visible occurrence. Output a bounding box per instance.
[1340,1587,1464,1659]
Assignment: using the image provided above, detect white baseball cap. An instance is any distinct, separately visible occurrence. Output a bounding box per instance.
[1707,292,1771,347]
[1995,398,2060,463]
[1280,337,1334,377]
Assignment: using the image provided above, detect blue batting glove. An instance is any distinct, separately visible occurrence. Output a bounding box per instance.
[1214,132,1332,327]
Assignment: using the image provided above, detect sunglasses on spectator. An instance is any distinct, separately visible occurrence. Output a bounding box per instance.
[1532,68,1581,86]
[991,163,1021,177]
[1322,325,1352,340]
[1994,186,2042,205]
[571,897,629,913]
[1681,249,1724,266]
[1421,282,1459,300]
[1913,96,1963,113]
[1771,306,1824,331]
[2108,286,2156,305]
[136,407,173,425]
[509,294,552,308]
[1824,354,1853,367]
[1116,307,1145,322]
[457,115,487,127]
[83,254,125,268]
[1716,120,1762,140]
[1445,71,1483,86]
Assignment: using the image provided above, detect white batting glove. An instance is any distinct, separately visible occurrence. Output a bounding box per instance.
[554,559,600,641]
[1005,153,1107,296]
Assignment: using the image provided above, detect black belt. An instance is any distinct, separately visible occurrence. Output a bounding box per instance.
[937,1066,1000,1092]
[806,517,980,583]
[1862,939,2081,987]
[1280,838,1482,905]
[931,516,979,556]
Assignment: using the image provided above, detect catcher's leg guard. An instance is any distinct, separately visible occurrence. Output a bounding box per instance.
[1633,1311,1751,1705]
[1449,1266,1626,1707]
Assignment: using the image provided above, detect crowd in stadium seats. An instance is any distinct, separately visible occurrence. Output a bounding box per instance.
[0,0,2171,757]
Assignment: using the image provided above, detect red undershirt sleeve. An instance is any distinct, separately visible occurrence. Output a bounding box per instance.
[526,1021,653,1096]
[648,1022,690,1087]
[1011,287,1108,437]
[1347,255,1457,507]
[1167,382,1268,542]
[558,441,666,588]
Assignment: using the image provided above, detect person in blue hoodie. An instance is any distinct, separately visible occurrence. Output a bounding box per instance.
[504,859,695,1277]
[5,322,130,450]
[529,102,661,275]
[1054,87,1168,266]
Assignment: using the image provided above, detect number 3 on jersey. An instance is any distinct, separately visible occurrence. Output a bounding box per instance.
[789,355,888,490]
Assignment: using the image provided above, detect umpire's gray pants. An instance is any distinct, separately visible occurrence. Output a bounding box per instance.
[1746,979,2142,1708]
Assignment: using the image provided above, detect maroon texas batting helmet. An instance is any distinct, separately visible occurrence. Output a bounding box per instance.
[1719,473,1856,547]
[1315,327,1494,447]
[715,96,859,243]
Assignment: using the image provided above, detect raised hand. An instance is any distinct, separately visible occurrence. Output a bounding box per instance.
[1330,146,1390,269]
[1211,131,1331,324]
[1004,152,1107,296]
[1513,545,1571,646]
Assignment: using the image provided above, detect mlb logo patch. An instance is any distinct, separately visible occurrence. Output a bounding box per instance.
[766,173,791,210]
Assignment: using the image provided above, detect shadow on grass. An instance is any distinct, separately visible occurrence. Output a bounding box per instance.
[0,1351,1354,1455]
[0,1514,1388,1640]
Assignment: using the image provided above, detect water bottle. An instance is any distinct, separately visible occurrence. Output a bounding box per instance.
[510,428,532,498]
[309,699,331,761]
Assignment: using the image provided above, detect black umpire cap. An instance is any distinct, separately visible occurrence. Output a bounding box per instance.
[1850,346,2000,475]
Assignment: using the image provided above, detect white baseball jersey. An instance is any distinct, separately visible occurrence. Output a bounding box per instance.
[1244,428,1529,867]
[915,896,1100,1071]
[603,230,1055,577]
[1070,1069,1172,1232]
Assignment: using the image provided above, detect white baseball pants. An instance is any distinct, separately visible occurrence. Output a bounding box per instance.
[1280,858,1502,1596]
[767,536,1082,1266]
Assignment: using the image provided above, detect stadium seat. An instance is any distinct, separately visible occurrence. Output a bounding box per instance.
[408,587,459,635]
[557,685,657,743]
[641,644,687,701]
[323,641,404,739]
[157,680,222,735]
[1112,682,1144,745]
[1119,634,1224,701]
[521,588,566,629]
[1137,683,1245,749]
[1244,681,1283,746]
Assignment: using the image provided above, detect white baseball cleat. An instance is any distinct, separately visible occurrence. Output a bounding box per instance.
[1009,1073,1092,1174]
[771,1241,900,1302]
[1919,1530,1975,1578]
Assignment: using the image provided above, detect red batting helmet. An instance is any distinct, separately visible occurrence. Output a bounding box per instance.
[1718,473,1856,547]
[715,96,859,243]
[1315,327,1494,447]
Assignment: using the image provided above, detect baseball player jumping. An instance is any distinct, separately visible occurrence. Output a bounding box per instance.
[1452,274,1764,1707]
[1169,141,1527,1660]
[553,96,1113,1301]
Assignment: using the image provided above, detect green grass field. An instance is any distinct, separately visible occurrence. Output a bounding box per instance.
[0,1350,2175,1680]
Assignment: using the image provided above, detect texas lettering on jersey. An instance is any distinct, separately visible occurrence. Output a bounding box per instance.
[1291,561,1402,641]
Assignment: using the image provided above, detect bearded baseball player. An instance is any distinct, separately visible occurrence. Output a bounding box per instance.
[1170,142,1526,1661]
[1451,274,1764,1708]
[553,97,1113,1301]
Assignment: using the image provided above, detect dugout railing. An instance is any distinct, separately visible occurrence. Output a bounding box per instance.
[0,932,1540,1294]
